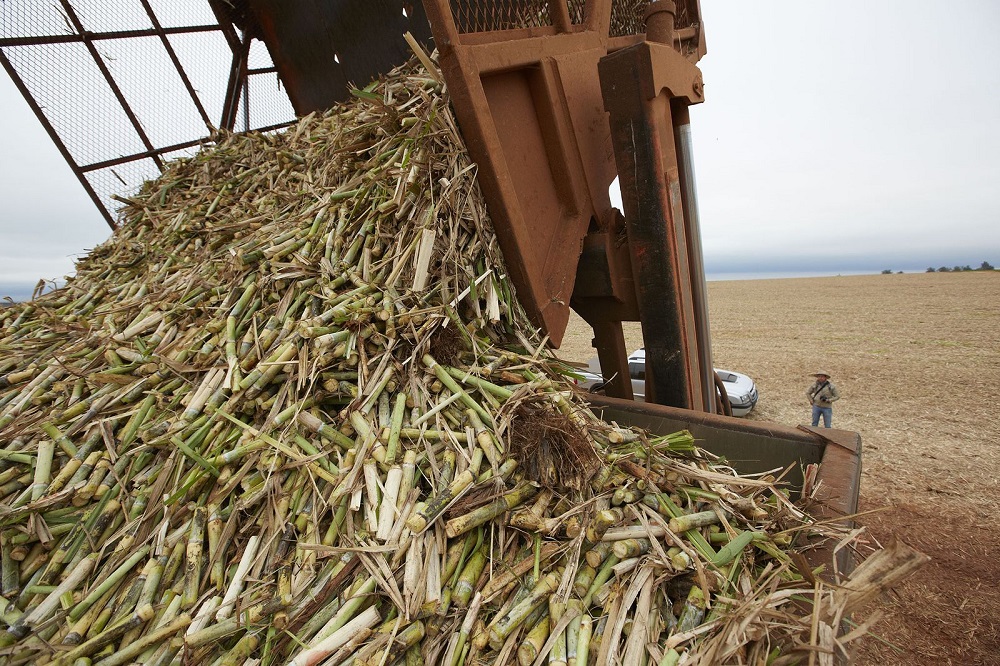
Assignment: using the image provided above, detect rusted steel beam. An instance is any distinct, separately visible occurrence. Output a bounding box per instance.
[598,37,708,410]
[220,37,250,132]
[246,0,433,116]
[0,25,220,49]
[591,321,633,400]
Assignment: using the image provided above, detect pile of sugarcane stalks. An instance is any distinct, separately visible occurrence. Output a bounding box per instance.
[0,48,924,666]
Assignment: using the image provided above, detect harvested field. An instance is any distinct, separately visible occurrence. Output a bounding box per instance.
[559,270,1000,665]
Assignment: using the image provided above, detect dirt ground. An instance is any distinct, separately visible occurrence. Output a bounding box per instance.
[557,271,1000,665]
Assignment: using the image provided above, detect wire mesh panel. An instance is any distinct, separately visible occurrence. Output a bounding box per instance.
[566,0,588,24]
[610,0,647,37]
[166,31,235,128]
[144,0,220,29]
[245,72,296,132]
[84,159,161,214]
[98,36,212,149]
[450,0,553,33]
[0,3,73,40]
[445,1,658,36]
[0,0,296,228]
[3,41,149,167]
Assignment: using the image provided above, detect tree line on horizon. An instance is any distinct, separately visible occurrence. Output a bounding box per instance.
[925,261,995,273]
[880,261,995,274]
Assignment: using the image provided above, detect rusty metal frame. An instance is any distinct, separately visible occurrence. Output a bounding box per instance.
[421,0,632,347]
[0,1,293,229]
[599,35,709,409]
[419,0,713,411]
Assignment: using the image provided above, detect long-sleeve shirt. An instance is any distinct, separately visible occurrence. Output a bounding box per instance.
[806,380,840,406]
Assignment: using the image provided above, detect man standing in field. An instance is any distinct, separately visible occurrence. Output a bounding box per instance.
[806,372,840,428]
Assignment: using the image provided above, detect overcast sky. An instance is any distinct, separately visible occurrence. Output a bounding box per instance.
[2,0,999,299]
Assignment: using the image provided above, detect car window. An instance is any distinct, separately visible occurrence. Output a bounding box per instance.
[628,362,645,380]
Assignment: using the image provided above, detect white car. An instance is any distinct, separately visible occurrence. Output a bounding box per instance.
[576,348,759,417]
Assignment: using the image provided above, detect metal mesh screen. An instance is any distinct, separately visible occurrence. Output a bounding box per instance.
[566,0,588,24]
[0,0,296,228]
[446,1,654,36]
[450,0,552,33]
[610,0,647,37]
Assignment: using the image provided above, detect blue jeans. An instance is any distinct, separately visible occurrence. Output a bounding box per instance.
[812,405,832,428]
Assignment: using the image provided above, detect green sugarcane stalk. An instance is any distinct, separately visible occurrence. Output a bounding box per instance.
[549,598,568,666]
[30,439,55,501]
[62,583,118,645]
[41,422,77,457]
[582,555,619,608]
[668,510,721,534]
[98,612,192,666]
[565,600,584,666]
[53,604,155,665]
[453,548,487,608]
[296,412,355,451]
[406,469,474,533]
[385,392,408,465]
[363,619,424,666]
[218,629,262,666]
[185,597,286,649]
[575,613,592,666]
[651,494,717,561]
[659,648,682,666]
[488,569,561,650]
[479,542,560,602]
[68,544,151,622]
[398,428,468,443]
[675,584,707,633]
[182,507,206,608]
[6,553,97,640]
[445,482,538,538]
[319,576,376,641]
[107,563,147,626]
[612,538,651,560]
[449,529,484,591]
[0,536,18,596]
[584,542,612,570]
[46,439,98,497]
[240,341,298,398]
[443,367,513,400]
[517,612,549,666]
[585,509,622,545]
[710,530,764,568]
[463,410,501,469]
[421,355,492,426]
[206,505,224,590]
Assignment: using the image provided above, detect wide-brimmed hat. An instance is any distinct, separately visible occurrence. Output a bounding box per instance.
[811,371,831,378]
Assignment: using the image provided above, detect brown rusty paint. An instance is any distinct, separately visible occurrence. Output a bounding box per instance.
[591,320,633,400]
[422,1,624,346]
[800,425,862,577]
[417,1,714,411]
[599,41,708,410]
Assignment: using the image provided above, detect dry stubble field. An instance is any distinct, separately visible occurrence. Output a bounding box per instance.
[557,271,1000,665]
